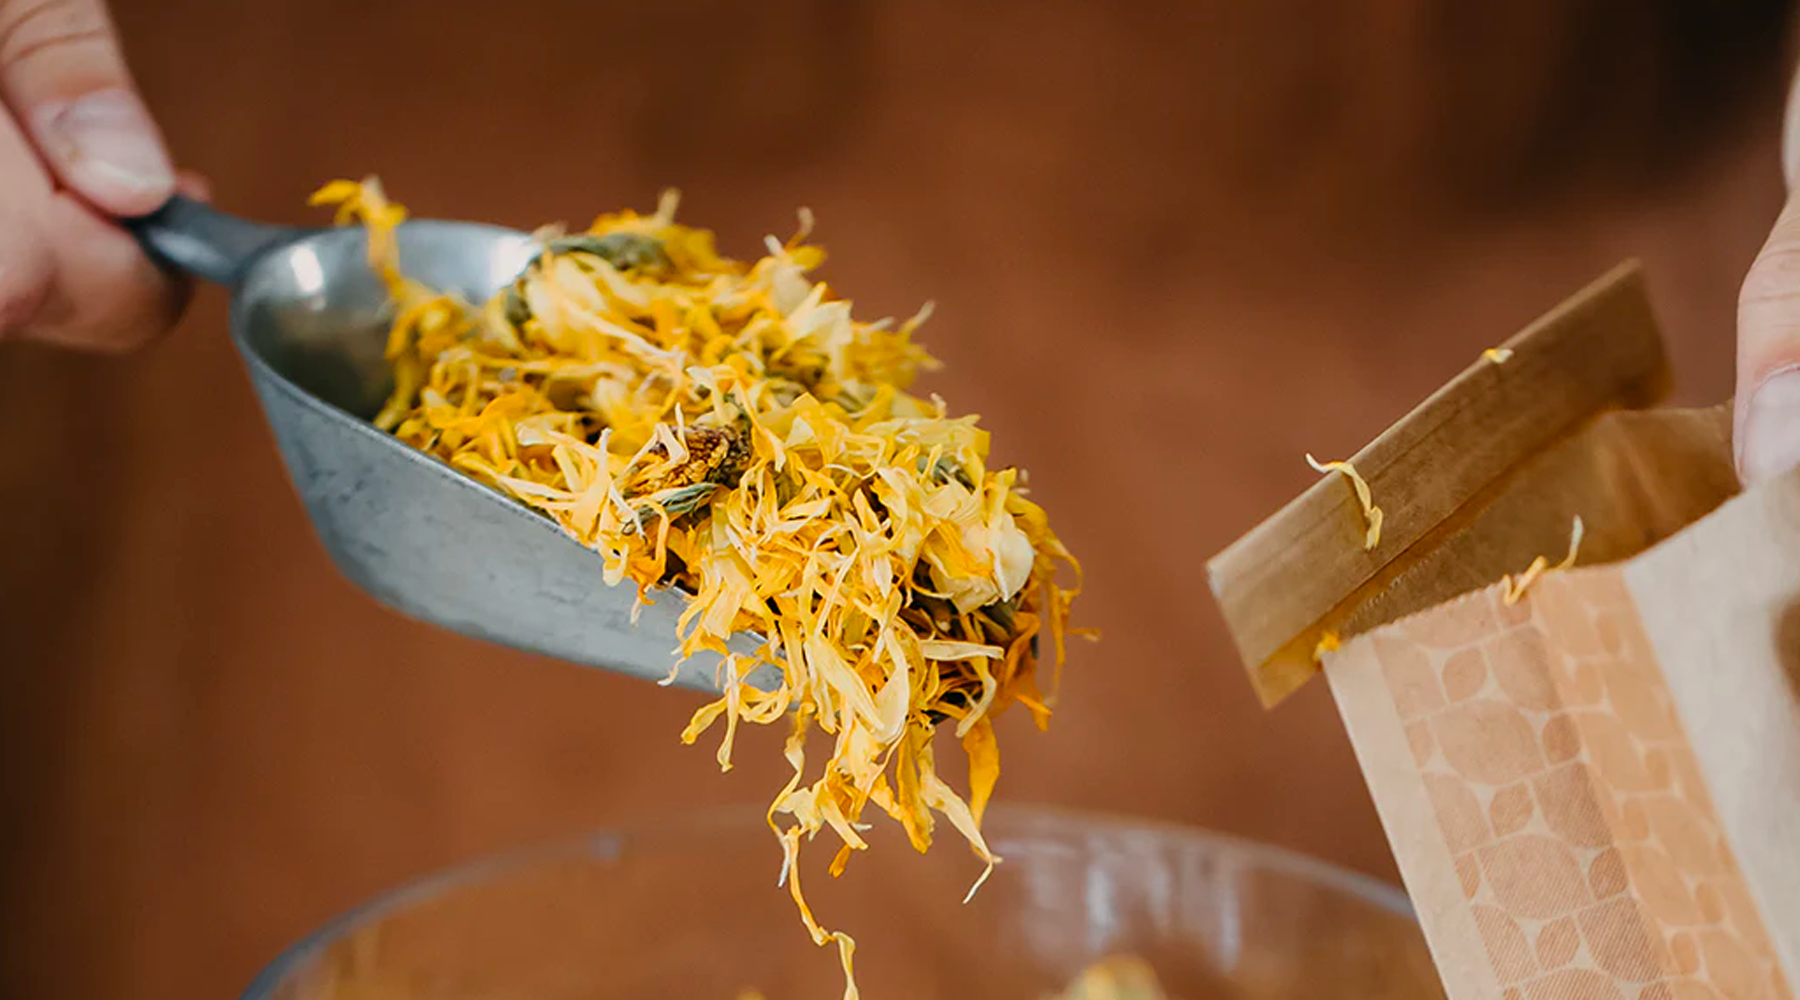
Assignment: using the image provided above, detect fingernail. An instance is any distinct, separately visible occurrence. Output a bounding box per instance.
[33,90,174,211]
[1741,369,1800,481]
[1785,69,1800,190]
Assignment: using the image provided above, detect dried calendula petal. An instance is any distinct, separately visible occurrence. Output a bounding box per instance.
[1043,956,1172,1000]
[1306,453,1384,550]
[1483,346,1514,363]
[739,954,1171,1000]
[311,177,411,300]
[1501,514,1584,605]
[1314,629,1341,661]
[314,179,1087,1000]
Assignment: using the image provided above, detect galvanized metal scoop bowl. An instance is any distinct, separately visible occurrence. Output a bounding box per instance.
[126,195,760,692]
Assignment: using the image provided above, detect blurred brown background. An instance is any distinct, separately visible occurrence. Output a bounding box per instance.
[1,1,1795,998]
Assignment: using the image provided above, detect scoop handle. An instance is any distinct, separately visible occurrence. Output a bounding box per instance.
[123,195,313,286]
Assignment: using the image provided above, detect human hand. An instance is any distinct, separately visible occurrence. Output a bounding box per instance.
[0,0,195,353]
[1735,68,1800,482]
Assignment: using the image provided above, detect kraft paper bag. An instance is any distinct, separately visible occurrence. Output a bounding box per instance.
[1210,262,1800,1000]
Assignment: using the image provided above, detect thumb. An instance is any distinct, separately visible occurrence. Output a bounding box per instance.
[1736,67,1800,483]
[0,0,174,215]
[1736,193,1800,483]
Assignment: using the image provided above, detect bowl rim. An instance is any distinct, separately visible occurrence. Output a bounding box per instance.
[236,801,1411,1000]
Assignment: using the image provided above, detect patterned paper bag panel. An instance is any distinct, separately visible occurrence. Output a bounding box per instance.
[1620,464,1800,986]
[1328,550,1795,1000]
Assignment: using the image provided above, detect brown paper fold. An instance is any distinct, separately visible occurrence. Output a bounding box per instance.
[1207,262,1698,707]
[1210,262,1800,1000]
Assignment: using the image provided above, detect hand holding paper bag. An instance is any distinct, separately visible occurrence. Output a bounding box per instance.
[1211,265,1800,1000]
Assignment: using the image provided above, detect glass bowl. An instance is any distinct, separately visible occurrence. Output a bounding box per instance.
[241,804,1445,1000]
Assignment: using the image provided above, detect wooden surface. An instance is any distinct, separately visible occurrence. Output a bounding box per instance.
[0,2,1792,998]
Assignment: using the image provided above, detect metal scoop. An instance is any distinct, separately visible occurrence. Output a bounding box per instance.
[127,195,760,692]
